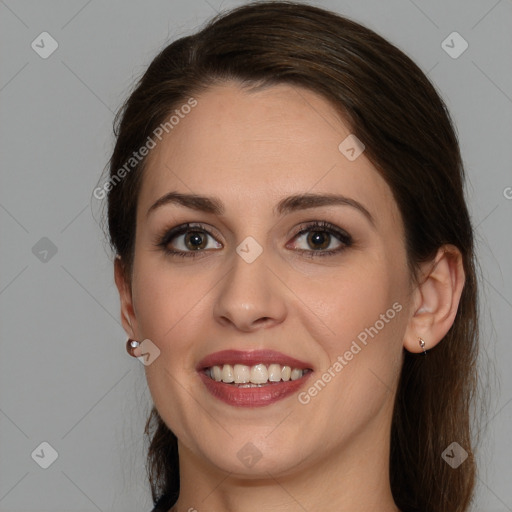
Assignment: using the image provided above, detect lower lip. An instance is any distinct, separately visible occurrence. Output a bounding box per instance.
[198,371,312,407]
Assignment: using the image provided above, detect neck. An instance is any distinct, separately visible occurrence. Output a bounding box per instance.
[170,405,400,512]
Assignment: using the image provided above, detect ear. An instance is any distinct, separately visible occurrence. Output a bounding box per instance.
[114,256,137,339]
[404,244,465,353]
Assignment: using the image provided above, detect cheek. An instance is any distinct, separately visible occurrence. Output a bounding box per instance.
[130,253,211,343]
[294,253,407,407]
[129,256,213,433]
[301,257,405,353]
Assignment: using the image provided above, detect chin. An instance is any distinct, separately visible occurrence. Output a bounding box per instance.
[190,429,315,478]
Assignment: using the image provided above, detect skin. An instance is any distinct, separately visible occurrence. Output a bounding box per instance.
[115,82,465,512]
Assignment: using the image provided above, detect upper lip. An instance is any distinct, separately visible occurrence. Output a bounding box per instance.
[196,349,313,371]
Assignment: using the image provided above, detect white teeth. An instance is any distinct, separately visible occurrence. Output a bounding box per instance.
[290,368,303,381]
[221,364,234,383]
[268,363,282,382]
[206,363,309,384]
[250,364,268,384]
[233,364,250,384]
[212,365,222,382]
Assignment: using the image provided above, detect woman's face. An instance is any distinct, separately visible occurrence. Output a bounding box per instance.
[125,82,414,478]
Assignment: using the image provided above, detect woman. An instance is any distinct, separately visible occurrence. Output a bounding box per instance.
[104,2,479,511]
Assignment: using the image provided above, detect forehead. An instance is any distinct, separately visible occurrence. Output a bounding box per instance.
[138,82,400,226]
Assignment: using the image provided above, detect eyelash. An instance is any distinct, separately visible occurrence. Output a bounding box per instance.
[154,220,353,259]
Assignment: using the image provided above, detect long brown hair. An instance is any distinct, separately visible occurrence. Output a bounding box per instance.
[104,2,480,511]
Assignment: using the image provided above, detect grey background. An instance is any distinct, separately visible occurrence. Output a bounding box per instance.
[0,0,511,511]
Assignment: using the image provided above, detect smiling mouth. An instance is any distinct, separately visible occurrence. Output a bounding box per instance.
[204,363,313,387]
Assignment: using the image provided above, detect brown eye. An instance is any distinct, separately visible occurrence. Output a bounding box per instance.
[289,221,352,258]
[184,231,208,250]
[157,223,222,258]
[306,231,331,250]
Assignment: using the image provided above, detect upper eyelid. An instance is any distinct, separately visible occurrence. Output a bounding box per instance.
[158,220,351,247]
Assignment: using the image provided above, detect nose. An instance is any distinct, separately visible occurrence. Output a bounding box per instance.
[213,247,287,332]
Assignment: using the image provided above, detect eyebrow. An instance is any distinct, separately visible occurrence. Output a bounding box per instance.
[147,191,375,226]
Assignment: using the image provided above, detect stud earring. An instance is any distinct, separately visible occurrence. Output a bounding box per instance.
[418,337,427,355]
[126,338,141,358]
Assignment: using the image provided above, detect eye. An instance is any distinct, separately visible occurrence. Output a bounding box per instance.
[288,220,352,257]
[155,223,222,258]
[155,220,352,259]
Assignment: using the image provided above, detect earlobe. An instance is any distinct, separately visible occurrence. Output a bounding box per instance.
[404,245,465,353]
[114,256,137,338]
